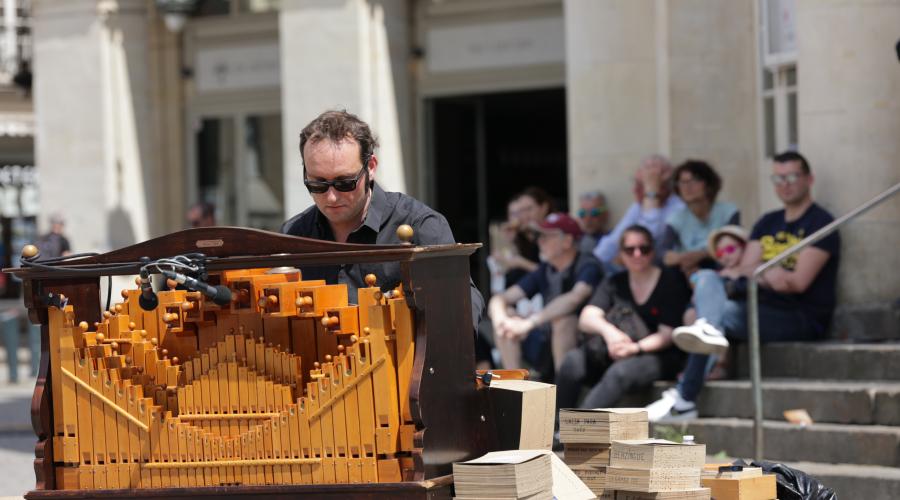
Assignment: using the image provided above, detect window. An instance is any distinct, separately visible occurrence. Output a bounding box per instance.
[759,0,798,157]
[0,0,32,83]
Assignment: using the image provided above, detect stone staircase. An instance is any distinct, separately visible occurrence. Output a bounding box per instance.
[653,341,900,499]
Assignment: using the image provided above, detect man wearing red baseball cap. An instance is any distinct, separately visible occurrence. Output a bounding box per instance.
[489,212,603,377]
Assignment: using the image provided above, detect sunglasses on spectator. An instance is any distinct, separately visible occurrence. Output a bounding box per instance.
[715,244,741,259]
[577,207,607,218]
[622,245,653,256]
[770,172,805,186]
[304,164,368,194]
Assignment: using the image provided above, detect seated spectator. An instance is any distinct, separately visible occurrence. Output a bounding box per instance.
[187,202,216,228]
[576,190,610,255]
[493,187,553,286]
[594,155,684,271]
[647,151,841,421]
[704,225,750,295]
[36,213,71,259]
[662,160,739,276]
[688,225,751,380]
[556,225,691,410]
[489,213,603,375]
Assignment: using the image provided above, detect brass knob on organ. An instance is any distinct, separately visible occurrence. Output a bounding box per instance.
[21,244,38,260]
[258,295,278,308]
[396,224,414,243]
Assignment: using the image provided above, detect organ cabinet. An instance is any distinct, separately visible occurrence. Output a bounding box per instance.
[7,227,499,499]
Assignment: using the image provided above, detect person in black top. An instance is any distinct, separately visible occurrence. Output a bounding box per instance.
[556,225,691,410]
[36,213,71,259]
[647,151,841,422]
[281,110,484,330]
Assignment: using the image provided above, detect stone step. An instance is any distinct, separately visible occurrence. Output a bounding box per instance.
[785,461,900,500]
[654,418,900,467]
[830,301,900,341]
[653,379,900,426]
[733,342,900,380]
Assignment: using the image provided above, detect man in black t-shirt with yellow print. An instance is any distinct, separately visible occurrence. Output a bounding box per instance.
[648,151,840,422]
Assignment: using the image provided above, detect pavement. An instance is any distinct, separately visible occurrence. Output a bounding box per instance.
[0,350,39,499]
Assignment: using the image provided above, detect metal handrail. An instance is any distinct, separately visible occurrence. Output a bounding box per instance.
[748,181,900,460]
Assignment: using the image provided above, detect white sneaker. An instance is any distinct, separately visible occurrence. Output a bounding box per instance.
[673,318,729,356]
[646,387,698,423]
[646,388,676,422]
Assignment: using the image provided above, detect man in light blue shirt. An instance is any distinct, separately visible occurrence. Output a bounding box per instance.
[594,155,685,271]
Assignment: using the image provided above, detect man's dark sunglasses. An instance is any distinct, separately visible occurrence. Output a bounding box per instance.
[304,164,368,194]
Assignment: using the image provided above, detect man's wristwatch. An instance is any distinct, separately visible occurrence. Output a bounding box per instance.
[635,342,644,355]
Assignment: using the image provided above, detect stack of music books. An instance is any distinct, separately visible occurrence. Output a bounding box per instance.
[606,439,710,499]
[452,450,553,500]
[558,408,650,499]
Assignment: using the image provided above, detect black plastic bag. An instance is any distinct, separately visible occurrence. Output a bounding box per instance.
[734,459,837,500]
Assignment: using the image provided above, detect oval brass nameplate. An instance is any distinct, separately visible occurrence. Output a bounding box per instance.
[196,239,224,248]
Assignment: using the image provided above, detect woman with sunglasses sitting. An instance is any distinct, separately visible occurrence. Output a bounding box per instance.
[556,225,691,411]
[661,160,740,278]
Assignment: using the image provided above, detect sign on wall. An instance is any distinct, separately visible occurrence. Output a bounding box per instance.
[426,16,565,74]
[195,42,281,92]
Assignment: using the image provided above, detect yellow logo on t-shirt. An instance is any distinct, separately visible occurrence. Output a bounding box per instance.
[759,229,805,270]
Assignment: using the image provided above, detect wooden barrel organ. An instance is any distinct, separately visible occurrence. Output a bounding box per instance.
[7,227,497,499]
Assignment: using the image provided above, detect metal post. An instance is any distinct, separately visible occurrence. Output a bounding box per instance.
[747,278,763,460]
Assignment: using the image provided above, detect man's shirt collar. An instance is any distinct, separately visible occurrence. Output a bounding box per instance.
[312,182,388,240]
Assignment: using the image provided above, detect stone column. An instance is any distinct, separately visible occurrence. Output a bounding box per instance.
[564,0,661,221]
[796,0,900,304]
[565,0,761,223]
[667,0,760,222]
[32,0,170,253]
[279,0,411,219]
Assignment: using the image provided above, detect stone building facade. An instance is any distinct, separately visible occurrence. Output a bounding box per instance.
[28,0,900,308]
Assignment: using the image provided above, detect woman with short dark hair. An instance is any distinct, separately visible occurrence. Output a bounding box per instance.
[661,160,739,276]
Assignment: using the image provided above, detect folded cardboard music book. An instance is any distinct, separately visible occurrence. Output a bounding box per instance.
[613,488,711,499]
[564,443,612,470]
[489,379,556,451]
[453,450,597,500]
[609,439,706,470]
[606,439,706,493]
[558,408,649,444]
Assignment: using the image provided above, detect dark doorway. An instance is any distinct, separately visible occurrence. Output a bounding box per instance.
[427,88,568,293]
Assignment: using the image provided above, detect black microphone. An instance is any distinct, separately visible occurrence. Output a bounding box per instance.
[161,270,232,306]
[138,270,159,311]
